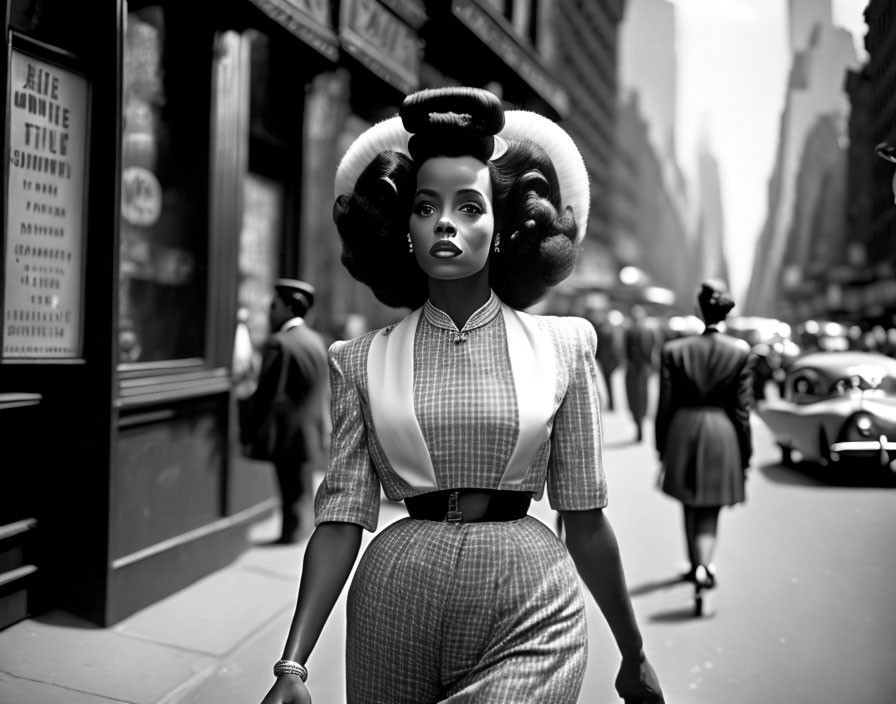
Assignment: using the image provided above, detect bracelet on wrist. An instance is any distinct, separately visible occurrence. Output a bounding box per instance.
[273,659,308,682]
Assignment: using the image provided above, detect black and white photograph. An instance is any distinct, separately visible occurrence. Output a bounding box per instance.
[1,1,893,703]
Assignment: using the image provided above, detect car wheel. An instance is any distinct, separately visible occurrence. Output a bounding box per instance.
[779,444,793,466]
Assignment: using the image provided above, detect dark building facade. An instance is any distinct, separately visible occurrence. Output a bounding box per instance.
[550,0,627,292]
[864,0,896,307]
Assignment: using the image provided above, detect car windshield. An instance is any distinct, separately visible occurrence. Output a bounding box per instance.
[828,370,896,395]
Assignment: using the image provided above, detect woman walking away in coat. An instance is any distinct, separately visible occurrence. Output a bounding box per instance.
[654,280,754,615]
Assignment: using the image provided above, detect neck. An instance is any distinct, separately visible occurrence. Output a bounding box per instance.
[427,269,491,329]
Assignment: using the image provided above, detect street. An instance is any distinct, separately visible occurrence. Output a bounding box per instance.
[224,371,896,704]
[575,373,896,704]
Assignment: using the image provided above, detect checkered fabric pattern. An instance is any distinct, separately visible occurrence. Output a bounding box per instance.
[346,516,588,703]
[314,295,608,531]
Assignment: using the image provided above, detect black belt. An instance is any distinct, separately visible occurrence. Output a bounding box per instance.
[405,489,531,523]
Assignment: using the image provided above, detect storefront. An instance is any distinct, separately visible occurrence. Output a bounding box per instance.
[0,0,348,629]
[1,0,562,629]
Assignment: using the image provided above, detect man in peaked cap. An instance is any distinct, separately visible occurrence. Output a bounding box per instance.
[240,278,330,544]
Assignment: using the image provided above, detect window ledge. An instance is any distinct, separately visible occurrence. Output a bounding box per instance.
[117,368,230,408]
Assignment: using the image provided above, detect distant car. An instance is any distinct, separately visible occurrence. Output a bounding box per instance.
[756,351,896,469]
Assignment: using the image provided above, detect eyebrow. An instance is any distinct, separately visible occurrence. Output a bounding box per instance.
[414,188,485,199]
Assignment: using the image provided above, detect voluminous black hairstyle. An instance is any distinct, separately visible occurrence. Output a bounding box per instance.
[332,87,579,310]
[698,279,735,325]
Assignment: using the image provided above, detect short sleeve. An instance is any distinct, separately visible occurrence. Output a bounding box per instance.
[314,340,381,531]
[546,318,608,511]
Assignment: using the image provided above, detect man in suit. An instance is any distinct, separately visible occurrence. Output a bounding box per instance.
[624,305,658,443]
[593,309,624,411]
[240,279,330,544]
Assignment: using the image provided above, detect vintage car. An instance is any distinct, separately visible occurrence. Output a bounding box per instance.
[756,351,896,469]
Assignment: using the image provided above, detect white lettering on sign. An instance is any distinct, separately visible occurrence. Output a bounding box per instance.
[3,48,89,359]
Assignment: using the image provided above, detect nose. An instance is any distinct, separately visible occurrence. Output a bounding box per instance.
[435,218,456,237]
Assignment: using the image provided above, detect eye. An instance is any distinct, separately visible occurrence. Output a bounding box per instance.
[413,202,436,217]
[459,202,483,215]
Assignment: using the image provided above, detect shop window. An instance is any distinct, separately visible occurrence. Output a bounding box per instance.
[118,5,208,364]
[235,30,296,356]
[237,172,282,362]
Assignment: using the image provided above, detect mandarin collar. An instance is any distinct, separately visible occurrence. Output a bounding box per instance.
[423,291,501,333]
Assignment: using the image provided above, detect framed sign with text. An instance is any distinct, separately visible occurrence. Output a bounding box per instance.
[3,36,90,359]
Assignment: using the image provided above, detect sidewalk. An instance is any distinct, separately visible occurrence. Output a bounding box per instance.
[0,489,564,704]
[0,511,324,704]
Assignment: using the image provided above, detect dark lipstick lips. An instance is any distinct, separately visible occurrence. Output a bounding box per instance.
[429,240,462,257]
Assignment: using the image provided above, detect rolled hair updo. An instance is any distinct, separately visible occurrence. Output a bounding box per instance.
[332,87,580,310]
[697,279,735,326]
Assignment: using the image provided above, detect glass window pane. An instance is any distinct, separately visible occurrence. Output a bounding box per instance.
[237,172,282,356]
[119,6,207,364]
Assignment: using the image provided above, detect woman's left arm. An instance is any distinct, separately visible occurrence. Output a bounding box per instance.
[561,508,642,657]
[561,508,664,702]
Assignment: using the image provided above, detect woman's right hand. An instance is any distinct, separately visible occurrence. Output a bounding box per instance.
[614,652,664,703]
[260,675,312,704]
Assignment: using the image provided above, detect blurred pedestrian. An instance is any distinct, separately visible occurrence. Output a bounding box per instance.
[750,341,783,401]
[594,309,624,411]
[654,280,754,615]
[875,138,896,205]
[624,304,658,442]
[240,279,330,545]
[260,87,663,704]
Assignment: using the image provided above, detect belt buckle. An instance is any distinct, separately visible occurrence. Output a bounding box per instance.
[445,490,463,523]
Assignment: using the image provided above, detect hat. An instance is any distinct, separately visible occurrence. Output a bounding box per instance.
[333,90,590,244]
[274,278,315,310]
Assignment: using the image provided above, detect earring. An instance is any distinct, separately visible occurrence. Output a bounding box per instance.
[407,233,414,253]
[493,232,501,254]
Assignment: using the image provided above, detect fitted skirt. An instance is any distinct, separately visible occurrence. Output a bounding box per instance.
[661,407,746,507]
[346,515,587,704]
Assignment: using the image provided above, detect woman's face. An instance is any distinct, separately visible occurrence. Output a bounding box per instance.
[409,155,495,281]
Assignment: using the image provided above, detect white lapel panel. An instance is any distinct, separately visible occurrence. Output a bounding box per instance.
[501,305,557,485]
[367,310,438,490]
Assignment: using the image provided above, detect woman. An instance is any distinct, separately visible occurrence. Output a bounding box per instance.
[260,87,663,703]
[654,280,754,614]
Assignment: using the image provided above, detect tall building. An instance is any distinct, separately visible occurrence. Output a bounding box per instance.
[695,141,730,285]
[864,0,896,275]
[745,11,858,317]
[788,0,833,52]
[549,0,628,291]
[619,0,678,159]
[835,0,896,324]
[612,92,696,308]
[608,0,694,312]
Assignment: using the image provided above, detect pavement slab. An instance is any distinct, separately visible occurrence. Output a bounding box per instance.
[115,567,297,657]
[0,611,216,704]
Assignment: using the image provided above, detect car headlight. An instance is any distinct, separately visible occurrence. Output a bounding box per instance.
[853,413,874,437]
[837,413,878,444]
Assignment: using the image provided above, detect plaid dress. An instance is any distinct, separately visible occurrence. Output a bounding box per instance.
[315,292,608,703]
